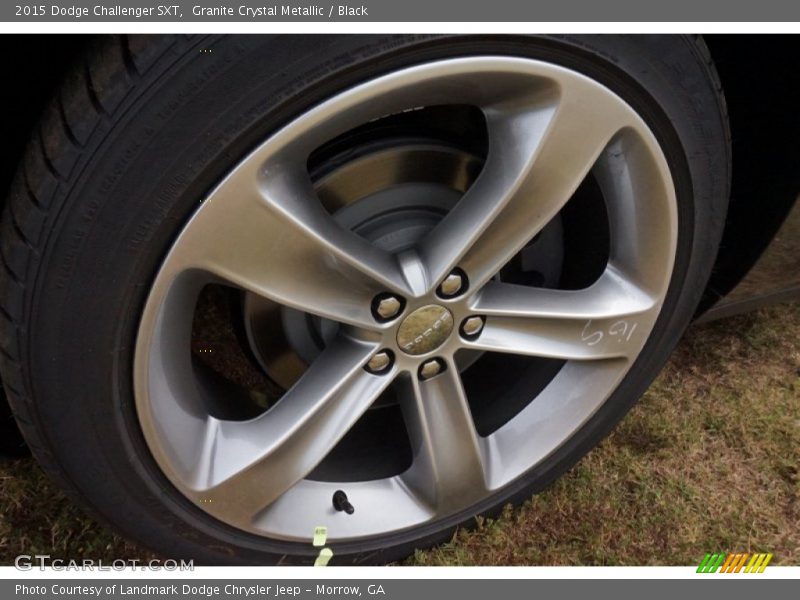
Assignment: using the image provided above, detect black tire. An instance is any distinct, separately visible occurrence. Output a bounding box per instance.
[0,389,28,456]
[0,34,730,564]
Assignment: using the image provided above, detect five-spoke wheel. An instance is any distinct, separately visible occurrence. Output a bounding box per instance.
[135,56,676,541]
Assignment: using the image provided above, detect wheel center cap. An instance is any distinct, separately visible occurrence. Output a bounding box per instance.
[396,305,454,356]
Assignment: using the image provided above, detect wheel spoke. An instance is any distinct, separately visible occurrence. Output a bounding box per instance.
[467,268,659,360]
[167,163,409,329]
[399,362,488,512]
[189,336,392,520]
[419,76,637,292]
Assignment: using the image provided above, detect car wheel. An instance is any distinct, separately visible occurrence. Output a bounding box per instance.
[0,34,730,564]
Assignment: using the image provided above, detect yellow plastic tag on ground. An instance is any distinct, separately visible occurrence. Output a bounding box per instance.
[313,526,327,547]
[314,547,333,567]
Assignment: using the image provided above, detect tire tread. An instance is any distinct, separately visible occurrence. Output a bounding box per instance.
[0,33,183,535]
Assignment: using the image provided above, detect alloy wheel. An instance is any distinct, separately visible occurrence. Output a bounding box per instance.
[134,56,677,542]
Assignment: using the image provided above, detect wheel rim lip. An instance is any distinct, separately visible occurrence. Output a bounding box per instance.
[133,56,678,542]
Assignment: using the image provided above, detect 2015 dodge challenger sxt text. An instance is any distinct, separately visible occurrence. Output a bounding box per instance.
[0,35,797,565]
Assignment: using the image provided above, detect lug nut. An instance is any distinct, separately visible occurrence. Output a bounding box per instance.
[437,269,467,298]
[461,316,485,338]
[365,350,394,374]
[418,358,445,381]
[372,293,404,322]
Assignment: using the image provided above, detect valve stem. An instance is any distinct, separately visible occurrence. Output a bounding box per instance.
[332,490,355,514]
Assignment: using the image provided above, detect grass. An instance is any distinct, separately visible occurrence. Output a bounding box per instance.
[1,303,798,566]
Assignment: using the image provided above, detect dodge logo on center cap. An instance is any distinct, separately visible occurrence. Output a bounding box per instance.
[396,305,454,355]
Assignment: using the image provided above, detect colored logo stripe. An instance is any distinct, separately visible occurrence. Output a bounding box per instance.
[719,554,735,572]
[697,552,773,573]
[697,553,726,573]
[732,553,748,573]
[745,553,773,573]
